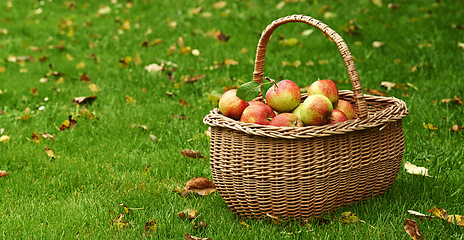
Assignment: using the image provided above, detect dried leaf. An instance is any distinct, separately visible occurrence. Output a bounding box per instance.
[79,73,90,83]
[149,135,159,142]
[125,95,136,106]
[266,213,283,225]
[131,124,149,130]
[111,213,129,231]
[88,83,100,93]
[185,177,215,190]
[1,135,11,143]
[179,99,189,107]
[185,233,212,240]
[240,220,252,229]
[44,147,55,158]
[0,171,9,178]
[180,150,206,159]
[280,38,299,47]
[458,42,464,50]
[30,132,42,143]
[144,219,157,235]
[380,81,397,91]
[38,132,55,141]
[339,212,361,224]
[72,95,97,106]
[224,59,238,66]
[119,56,132,68]
[404,219,424,240]
[404,161,431,177]
[365,88,386,97]
[30,87,38,96]
[60,116,77,131]
[78,108,97,120]
[119,202,130,215]
[450,125,464,133]
[372,41,385,48]
[212,1,227,10]
[177,208,198,219]
[184,74,206,83]
[423,123,438,130]
[193,219,207,229]
[441,95,464,106]
[408,210,433,221]
[427,207,464,226]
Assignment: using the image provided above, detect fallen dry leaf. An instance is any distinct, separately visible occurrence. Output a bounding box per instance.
[143,219,157,236]
[60,116,77,131]
[111,213,129,231]
[44,147,55,158]
[72,95,97,106]
[372,41,385,48]
[78,108,97,120]
[30,132,42,143]
[120,202,130,215]
[240,220,252,229]
[39,132,55,141]
[177,208,198,219]
[450,125,464,133]
[125,95,136,106]
[404,219,424,240]
[180,149,206,159]
[428,207,464,226]
[174,177,216,197]
[365,88,387,97]
[192,219,207,229]
[404,161,431,177]
[184,74,206,83]
[441,95,464,106]
[339,212,362,224]
[423,123,438,130]
[79,73,90,83]
[185,233,212,240]
[1,135,11,143]
[0,170,9,178]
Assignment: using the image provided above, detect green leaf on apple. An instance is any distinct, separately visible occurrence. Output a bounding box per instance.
[236,81,261,101]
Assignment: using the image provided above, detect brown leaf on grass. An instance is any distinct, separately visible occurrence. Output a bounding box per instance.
[72,95,97,106]
[450,125,464,133]
[381,81,417,91]
[30,87,38,96]
[185,233,212,240]
[39,132,55,141]
[184,74,206,83]
[111,213,129,231]
[30,132,42,143]
[177,208,198,219]
[0,171,9,178]
[119,56,132,68]
[143,219,157,236]
[44,147,55,158]
[423,123,438,130]
[343,19,362,35]
[174,177,216,197]
[441,95,464,106]
[404,219,424,240]
[60,116,77,131]
[179,99,189,107]
[428,207,464,226]
[180,150,206,159]
[79,73,90,83]
[193,219,207,229]
[365,88,386,97]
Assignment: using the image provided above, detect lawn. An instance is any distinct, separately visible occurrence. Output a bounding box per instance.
[1,0,463,239]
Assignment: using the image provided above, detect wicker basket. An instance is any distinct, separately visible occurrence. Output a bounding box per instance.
[203,15,408,219]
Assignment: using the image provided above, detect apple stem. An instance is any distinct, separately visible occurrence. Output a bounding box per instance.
[265,76,278,89]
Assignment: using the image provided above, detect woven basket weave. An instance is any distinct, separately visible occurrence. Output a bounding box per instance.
[203,15,408,219]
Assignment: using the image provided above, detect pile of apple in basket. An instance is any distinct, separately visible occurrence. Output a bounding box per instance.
[219,77,356,127]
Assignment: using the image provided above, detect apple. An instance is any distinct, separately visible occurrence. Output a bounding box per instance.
[240,104,276,125]
[218,89,249,120]
[270,113,304,127]
[265,79,301,113]
[248,100,266,106]
[307,79,339,108]
[299,94,333,126]
[291,103,303,120]
[335,99,356,120]
[328,109,348,124]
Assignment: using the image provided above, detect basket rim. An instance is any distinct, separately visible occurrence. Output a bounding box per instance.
[203,90,408,139]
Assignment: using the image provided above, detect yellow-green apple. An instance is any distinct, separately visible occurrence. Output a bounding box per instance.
[307,79,339,108]
[219,89,249,120]
[265,79,301,113]
[270,113,304,127]
[240,104,276,125]
[328,109,348,124]
[291,103,303,120]
[300,94,333,126]
[335,99,356,120]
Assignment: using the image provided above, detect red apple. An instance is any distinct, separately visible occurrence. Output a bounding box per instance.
[299,94,333,126]
[328,109,348,124]
[248,100,266,106]
[270,113,304,127]
[307,79,339,108]
[240,104,276,125]
[335,99,356,120]
[218,89,249,120]
[265,79,301,113]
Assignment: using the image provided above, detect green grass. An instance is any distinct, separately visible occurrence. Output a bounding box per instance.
[1,0,464,239]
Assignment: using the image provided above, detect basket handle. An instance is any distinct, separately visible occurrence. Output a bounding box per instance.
[253,15,368,120]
